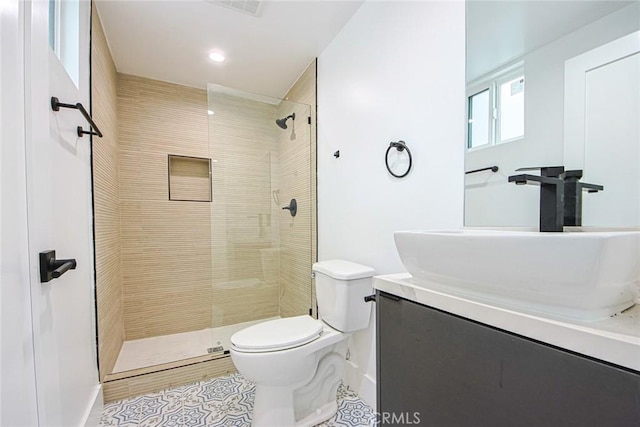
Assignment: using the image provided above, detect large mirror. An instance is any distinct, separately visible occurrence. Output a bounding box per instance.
[464,1,639,228]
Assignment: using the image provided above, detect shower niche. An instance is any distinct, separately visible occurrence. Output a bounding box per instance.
[168,154,212,202]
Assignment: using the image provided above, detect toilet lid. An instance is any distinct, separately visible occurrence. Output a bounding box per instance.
[231,315,323,352]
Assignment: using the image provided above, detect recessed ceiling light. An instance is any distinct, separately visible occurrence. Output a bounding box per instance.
[208,110,215,115]
[209,52,225,63]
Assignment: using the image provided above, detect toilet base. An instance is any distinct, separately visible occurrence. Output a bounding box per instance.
[251,387,339,427]
[248,340,348,427]
[296,400,338,427]
[252,384,296,427]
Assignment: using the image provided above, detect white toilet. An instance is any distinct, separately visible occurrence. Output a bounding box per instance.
[230,259,375,427]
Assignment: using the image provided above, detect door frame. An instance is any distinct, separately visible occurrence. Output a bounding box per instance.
[0,0,40,422]
[563,30,640,168]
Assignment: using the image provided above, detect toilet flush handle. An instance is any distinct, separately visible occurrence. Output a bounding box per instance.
[364,294,376,303]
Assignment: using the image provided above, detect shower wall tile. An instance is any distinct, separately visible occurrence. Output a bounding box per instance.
[121,202,213,339]
[117,75,208,157]
[118,151,168,201]
[118,75,214,340]
[92,10,125,381]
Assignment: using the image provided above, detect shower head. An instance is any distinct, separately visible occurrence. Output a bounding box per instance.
[276,113,295,129]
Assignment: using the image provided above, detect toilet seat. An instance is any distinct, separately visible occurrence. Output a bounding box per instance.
[231,315,323,353]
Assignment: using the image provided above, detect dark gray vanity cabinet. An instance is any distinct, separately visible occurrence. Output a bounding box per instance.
[376,291,640,426]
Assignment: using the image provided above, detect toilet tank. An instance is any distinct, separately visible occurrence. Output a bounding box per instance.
[312,260,375,332]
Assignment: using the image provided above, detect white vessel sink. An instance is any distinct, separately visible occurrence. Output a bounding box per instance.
[394,228,640,321]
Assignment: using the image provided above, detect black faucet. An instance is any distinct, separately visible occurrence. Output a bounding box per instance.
[563,170,604,226]
[508,166,565,232]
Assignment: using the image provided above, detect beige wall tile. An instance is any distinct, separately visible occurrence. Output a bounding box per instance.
[118,76,214,340]
[92,8,124,382]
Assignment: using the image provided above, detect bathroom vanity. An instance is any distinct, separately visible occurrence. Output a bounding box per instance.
[374,274,640,426]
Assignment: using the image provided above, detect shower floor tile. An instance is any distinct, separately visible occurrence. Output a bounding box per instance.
[113,318,278,373]
[101,373,376,427]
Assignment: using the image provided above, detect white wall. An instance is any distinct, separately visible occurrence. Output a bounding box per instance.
[318,0,465,408]
[465,3,640,226]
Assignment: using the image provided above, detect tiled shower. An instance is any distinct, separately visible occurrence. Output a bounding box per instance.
[92,10,317,401]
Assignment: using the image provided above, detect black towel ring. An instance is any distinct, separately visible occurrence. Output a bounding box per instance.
[385,140,412,178]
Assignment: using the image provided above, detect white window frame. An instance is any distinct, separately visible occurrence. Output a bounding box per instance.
[49,0,62,53]
[466,63,525,150]
[467,85,493,150]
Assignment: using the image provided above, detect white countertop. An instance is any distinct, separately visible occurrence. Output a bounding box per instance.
[374,273,640,372]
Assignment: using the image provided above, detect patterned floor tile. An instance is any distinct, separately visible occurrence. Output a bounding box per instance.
[196,374,244,402]
[180,405,215,427]
[207,412,252,427]
[139,393,172,419]
[101,374,373,427]
[138,406,183,427]
[333,398,377,426]
[336,383,359,401]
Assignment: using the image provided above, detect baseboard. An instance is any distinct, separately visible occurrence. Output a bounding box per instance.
[359,374,376,411]
[343,360,377,411]
[81,384,103,427]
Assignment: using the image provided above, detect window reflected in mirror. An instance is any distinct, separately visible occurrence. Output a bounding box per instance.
[467,89,490,149]
[498,75,525,143]
[467,68,525,149]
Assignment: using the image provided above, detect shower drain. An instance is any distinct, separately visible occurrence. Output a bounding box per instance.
[207,346,224,354]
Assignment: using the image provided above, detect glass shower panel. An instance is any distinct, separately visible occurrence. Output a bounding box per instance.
[275,99,314,320]
[206,85,312,353]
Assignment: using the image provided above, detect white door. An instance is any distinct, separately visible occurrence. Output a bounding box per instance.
[564,31,640,227]
[23,0,101,425]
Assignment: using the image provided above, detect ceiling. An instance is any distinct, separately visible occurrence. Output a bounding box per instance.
[466,1,633,82]
[95,0,363,98]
